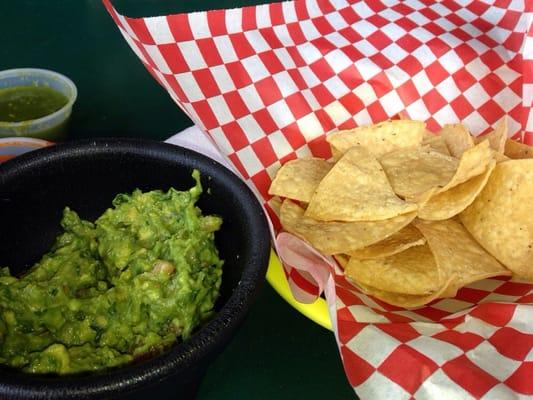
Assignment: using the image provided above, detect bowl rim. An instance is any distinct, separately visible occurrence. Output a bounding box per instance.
[0,68,78,128]
[0,138,270,398]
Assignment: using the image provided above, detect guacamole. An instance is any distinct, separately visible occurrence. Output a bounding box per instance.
[0,171,223,374]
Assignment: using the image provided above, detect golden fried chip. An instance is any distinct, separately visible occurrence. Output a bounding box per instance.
[414,219,511,291]
[347,225,426,259]
[417,160,496,220]
[460,160,533,279]
[280,200,416,255]
[504,138,533,159]
[484,118,507,154]
[326,120,425,158]
[268,158,333,202]
[330,145,343,161]
[380,146,458,198]
[422,134,450,155]
[334,254,349,269]
[440,123,474,158]
[345,244,440,295]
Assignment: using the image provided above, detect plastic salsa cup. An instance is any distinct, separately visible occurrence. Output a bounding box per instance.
[0,68,77,141]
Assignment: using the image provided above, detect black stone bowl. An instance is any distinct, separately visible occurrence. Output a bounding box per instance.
[0,138,270,399]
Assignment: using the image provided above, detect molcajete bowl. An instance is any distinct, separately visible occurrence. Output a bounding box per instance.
[0,138,270,399]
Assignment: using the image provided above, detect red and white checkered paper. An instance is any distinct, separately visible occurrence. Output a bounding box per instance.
[104,0,533,398]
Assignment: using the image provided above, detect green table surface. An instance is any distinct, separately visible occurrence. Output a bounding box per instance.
[1,1,354,399]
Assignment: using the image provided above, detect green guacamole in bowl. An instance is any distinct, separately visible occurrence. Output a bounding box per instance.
[0,170,223,374]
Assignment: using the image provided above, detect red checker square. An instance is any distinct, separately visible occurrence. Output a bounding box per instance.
[294,0,310,20]
[396,34,423,53]
[316,0,335,14]
[450,96,475,120]
[426,37,451,58]
[422,89,448,115]
[337,120,356,130]
[498,9,521,30]
[250,169,275,200]
[366,101,388,123]
[222,91,250,120]
[489,327,533,361]
[449,27,471,43]
[455,286,489,303]
[259,28,284,49]
[471,17,492,34]
[314,108,336,132]
[221,121,249,151]
[479,73,506,97]
[392,3,415,14]
[395,16,417,31]
[229,33,256,59]
[339,92,364,116]
[286,46,307,67]
[339,45,364,62]
[366,29,393,50]
[442,355,499,398]
[423,21,445,36]
[285,93,313,120]
[310,85,336,108]
[158,43,189,74]
[206,9,227,37]
[367,1,387,14]
[190,100,218,130]
[338,26,363,44]
[281,122,306,149]
[255,77,283,107]
[196,38,223,66]
[374,323,421,343]
[335,284,365,307]
[308,136,332,159]
[225,61,253,88]
[455,43,478,65]
[309,58,336,82]
[412,305,449,322]
[167,14,193,42]
[378,344,438,394]
[374,310,413,323]
[241,6,257,31]
[369,52,394,70]
[433,330,484,352]
[341,346,376,387]
[337,306,357,325]
[311,16,335,36]
[447,13,466,27]
[289,269,319,294]
[470,302,516,327]
[268,2,284,26]
[467,1,491,15]
[508,74,522,93]
[311,37,336,56]
[286,22,306,45]
[338,65,364,90]
[338,319,366,344]
[443,0,462,11]
[251,137,278,167]
[419,7,440,21]
[505,362,533,395]
[126,18,154,44]
[480,50,505,71]
[162,75,187,102]
[192,69,221,98]
[258,51,285,75]
[494,281,532,297]
[398,55,423,75]
[252,108,279,134]
[338,6,359,24]
[397,80,420,107]
[425,61,450,86]
[287,69,308,91]
[228,153,249,179]
[425,117,442,134]
[371,72,394,98]
[477,33,498,49]
[477,100,504,125]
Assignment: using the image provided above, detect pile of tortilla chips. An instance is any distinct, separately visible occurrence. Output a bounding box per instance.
[269,118,533,308]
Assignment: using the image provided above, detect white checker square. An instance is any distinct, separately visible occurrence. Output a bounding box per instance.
[225,8,242,34]
[381,23,407,41]
[439,32,462,49]
[355,372,410,400]
[524,83,533,106]
[433,104,459,125]
[439,50,464,74]
[273,48,296,70]
[177,41,208,70]
[465,58,491,80]
[324,100,351,125]
[244,30,271,54]
[430,2,452,16]
[436,76,461,102]
[324,49,352,74]
[346,325,400,368]
[297,113,324,141]
[411,26,434,43]
[412,44,437,67]
[380,90,405,116]
[298,42,323,65]
[430,298,473,313]
[462,111,490,135]
[306,0,322,18]
[325,11,349,30]
[255,4,271,29]
[144,45,171,74]
[463,83,490,108]
[324,31,351,48]
[351,1,374,18]
[237,85,264,112]
[405,98,432,121]
[494,65,520,85]
[466,38,489,54]
[510,304,533,334]
[299,19,322,41]
[323,75,350,97]
[351,19,378,38]
[487,26,512,45]
[242,55,270,82]
[281,1,297,23]
[455,315,498,338]
[493,45,514,63]
[411,70,433,96]
[354,39,378,57]
[408,11,431,26]
[299,66,321,88]
[189,12,210,39]
[207,95,233,126]
[482,383,523,400]
[480,292,519,303]
[268,130,294,159]
[464,278,504,292]
[236,146,264,176]
[379,8,402,22]
[144,17,175,44]
[273,25,294,47]
[208,127,234,158]
[415,369,475,400]
[348,304,390,323]
[301,88,321,110]
[466,341,520,381]
[212,36,238,63]
[462,23,482,37]
[354,58,381,81]
[381,43,409,64]
[456,7,477,23]
[353,82,378,107]
[237,115,265,143]
[386,67,410,87]
[435,17,455,31]
[411,322,447,336]
[175,72,204,102]
[493,87,522,113]
[267,100,295,129]
[117,14,138,40]
[527,347,533,362]
[272,71,298,97]
[407,336,463,366]
[210,65,236,94]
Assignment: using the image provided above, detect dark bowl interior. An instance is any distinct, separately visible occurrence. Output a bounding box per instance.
[0,138,270,399]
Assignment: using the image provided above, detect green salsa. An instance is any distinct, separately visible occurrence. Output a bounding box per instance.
[0,85,68,122]
[0,171,223,374]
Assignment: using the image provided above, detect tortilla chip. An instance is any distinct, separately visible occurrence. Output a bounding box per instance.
[476,118,507,154]
[280,200,416,255]
[380,146,459,198]
[334,254,349,269]
[504,138,533,159]
[330,145,343,161]
[460,160,533,280]
[417,160,496,220]
[440,123,474,158]
[345,244,440,295]
[306,146,417,221]
[326,120,425,158]
[414,219,511,293]
[352,278,455,308]
[347,225,426,259]
[268,158,333,202]
[422,134,450,155]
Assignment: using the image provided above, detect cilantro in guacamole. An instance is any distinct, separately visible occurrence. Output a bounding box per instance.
[0,170,223,374]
